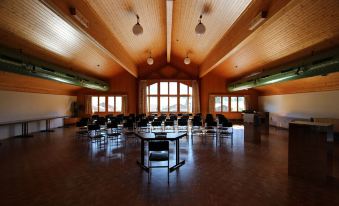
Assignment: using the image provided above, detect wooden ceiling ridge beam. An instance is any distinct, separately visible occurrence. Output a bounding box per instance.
[198,0,292,78]
[41,0,138,78]
[166,0,174,63]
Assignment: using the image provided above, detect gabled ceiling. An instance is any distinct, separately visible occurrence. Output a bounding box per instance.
[0,0,338,94]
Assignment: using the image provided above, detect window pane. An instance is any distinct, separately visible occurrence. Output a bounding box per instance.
[92,96,98,113]
[222,97,229,112]
[215,96,221,112]
[160,82,168,95]
[149,96,158,112]
[108,96,114,112]
[115,96,122,112]
[180,97,188,112]
[160,97,168,112]
[231,97,237,112]
[169,97,177,112]
[149,83,158,95]
[188,96,192,113]
[180,83,188,95]
[99,96,106,112]
[238,97,245,112]
[169,82,177,95]
[189,86,192,95]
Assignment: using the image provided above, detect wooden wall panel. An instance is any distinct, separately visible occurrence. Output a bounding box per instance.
[200,69,258,118]
[77,70,137,114]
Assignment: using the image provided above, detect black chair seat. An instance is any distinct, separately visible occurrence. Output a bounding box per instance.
[149,152,169,161]
[107,132,121,137]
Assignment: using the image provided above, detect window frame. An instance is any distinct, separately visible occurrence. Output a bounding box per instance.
[91,95,124,114]
[213,95,245,113]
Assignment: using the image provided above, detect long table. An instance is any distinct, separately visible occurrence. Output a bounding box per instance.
[0,116,68,138]
[134,132,186,173]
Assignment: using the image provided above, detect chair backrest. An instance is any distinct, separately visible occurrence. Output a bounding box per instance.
[170,115,177,121]
[206,121,217,127]
[107,122,118,129]
[152,121,162,127]
[165,121,174,126]
[149,141,169,152]
[192,120,202,127]
[123,122,134,129]
[76,121,87,127]
[138,121,148,127]
[222,121,233,127]
[88,124,100,131]
[178,119,188,126]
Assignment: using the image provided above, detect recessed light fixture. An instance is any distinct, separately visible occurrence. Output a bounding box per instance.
[132,14,143,36]
[147,51,154,65]
[184,52,191,65]
[195,14,206,35]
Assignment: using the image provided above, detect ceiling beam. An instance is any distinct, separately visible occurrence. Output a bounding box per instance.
[42,0,138,77]
[166,0,174,63]
[199,0,291,78]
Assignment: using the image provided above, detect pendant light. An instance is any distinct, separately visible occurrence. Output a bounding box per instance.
[132,14,143,36]
[184,52,191,65]
[195,14,206,35]
[147,51,154,65]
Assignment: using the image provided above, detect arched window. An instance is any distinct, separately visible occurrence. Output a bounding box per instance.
[146,81,192,114]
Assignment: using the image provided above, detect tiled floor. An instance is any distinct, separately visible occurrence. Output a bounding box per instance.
[0,126,338,206]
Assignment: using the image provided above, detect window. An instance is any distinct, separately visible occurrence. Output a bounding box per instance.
[92,96,98,113]
[146,81,192,113]
[91,95,123,113]
[214,95,245,112]
[231,97,237,112]
[99,96,106,112]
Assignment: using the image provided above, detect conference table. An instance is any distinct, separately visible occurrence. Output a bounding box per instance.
[0,116,68,138]
[134,132,186,172]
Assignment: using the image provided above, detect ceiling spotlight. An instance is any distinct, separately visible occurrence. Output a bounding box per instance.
[147,51,154,65]
[132,14,143,36]
[184,53,191,65]
[195,14,206,35]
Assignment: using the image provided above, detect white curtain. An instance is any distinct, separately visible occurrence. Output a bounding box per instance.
[208,95,215,114]
[138,80,147,114]
[84,95,92,115]
[192,80,200,114]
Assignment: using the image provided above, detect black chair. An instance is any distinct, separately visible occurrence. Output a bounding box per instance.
[177,118,188,133]
[218,121,233,146]
[164,120,175,132]
[76,121,88,139]
[191,120,203,143]
[87,124,106,148]
[151,120,162,132]
[204,121,218,145]
[106,122,121,145]
[148,141,170,184]
[137,119,149,133]
[123,122,135,144]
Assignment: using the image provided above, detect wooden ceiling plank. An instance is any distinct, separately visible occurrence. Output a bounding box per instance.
[43,0,138,77]
[199,0,291,77]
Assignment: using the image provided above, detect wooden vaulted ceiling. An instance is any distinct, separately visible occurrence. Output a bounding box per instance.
[0,0,338,95]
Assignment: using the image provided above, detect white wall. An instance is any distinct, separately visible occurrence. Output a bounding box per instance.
[0,90,76,139]
[259,90,339,128]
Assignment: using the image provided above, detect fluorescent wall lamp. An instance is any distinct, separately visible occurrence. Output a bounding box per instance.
[248,11,267,31]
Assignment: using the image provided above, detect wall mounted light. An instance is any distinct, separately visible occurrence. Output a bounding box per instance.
[132,14,143,35]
